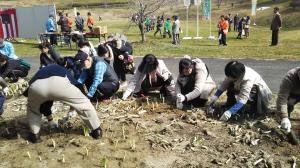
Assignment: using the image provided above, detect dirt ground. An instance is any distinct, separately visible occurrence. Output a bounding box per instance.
[0,94,300,168]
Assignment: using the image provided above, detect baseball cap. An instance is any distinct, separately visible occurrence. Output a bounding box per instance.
[74,50,89,64]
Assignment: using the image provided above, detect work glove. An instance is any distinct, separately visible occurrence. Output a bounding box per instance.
[281,117,291,131]
[122,90,131,100]
[220,110,232,121]
[118,55,124,60]
[3,87,9,96]
[68,110,77,118]
[48,120,58,129]
[208,95,218,107]
[206,106,215,115]
[176,94,185,103]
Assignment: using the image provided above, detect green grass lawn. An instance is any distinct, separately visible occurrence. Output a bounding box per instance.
[11,0,300,59]
[14,19,300,59]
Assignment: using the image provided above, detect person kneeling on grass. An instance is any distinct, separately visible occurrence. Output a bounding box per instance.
[207,61,272,121]
[75,50,119,101]
[122,54,175,101]
[0,53,30,82]
[277,67,300,131]
[24,64,102,143]
[175,57,216,109]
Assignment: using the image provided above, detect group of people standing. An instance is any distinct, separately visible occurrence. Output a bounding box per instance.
[46,11,95,45]
[144,15,181,45]
[219,7,282,46]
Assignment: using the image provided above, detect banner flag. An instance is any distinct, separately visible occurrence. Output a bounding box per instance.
[251,0,257,16]
[202,0,211,19]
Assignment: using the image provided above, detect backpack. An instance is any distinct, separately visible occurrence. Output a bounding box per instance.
[19,59,31,71]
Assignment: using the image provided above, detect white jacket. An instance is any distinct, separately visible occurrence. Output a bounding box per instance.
[175,59,216,100]
[219,66,272,106]
[125,59,172,95]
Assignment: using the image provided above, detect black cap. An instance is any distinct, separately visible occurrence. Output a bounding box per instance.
[74,50,89,63]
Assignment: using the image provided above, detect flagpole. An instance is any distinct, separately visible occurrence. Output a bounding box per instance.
[194,0,203,39]
[208,0,215,40]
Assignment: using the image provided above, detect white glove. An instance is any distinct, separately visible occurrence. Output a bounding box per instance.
[122,90,131,100]
[68,110,77,118]
[48,120,58,129]
[3,87,9,96]
[281,117,291,131]
[118,55,124,60]
[176,101,183,109]
[207,106,215,115]
[176,94,185,103]
[220,111,232,121]
[209,95,219,106]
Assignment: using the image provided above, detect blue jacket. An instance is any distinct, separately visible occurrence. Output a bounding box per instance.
[46,17,56,32]
[0,41,18,59]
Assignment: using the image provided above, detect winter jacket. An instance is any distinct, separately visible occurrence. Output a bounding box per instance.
[57,15,70,32]
[46,17,56,32]
[271,12,282,31]
[175,59,216,101]
[164,20,171,31]
[172,20,181,34]
[0,59,28,78]
[0,41,18,60]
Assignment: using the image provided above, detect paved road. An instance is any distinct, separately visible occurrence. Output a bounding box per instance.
[23,57,300,92]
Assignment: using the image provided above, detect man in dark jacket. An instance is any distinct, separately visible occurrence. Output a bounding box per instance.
[0,53,29,82]
[57,12,71,45]
[38,42,61,68]
[75,50,119,101]
[270,7,282,46]
[233,13,239,32]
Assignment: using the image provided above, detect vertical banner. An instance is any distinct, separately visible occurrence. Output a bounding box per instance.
[251,0,257,16]
[202,0,211,20]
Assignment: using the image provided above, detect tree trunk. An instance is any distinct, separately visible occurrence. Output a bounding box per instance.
[138,23,146,42]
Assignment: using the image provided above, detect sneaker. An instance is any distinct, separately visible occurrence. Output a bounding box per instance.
[48,120,58,129]
[90,127,102,139]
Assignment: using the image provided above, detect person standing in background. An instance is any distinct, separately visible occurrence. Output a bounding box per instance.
[45,14,57,45]
[75,12,84,32]
[87,12,94,32]
[270,7,282,46]
[233,13,239,32]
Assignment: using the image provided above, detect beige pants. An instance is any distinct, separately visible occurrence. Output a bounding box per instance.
[27,76,100,134]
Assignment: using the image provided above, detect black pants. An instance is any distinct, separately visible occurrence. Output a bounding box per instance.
[219,31,227,45]
[287,94,300,118]
[271,30,279,46]
[113,61,126,82]
[164,30,172,38]
[226,83,258,113]
[154,26,162,37]
[40,101,54,117]
[97,81,119,99]
[49,31,57,45]
[140,75,173,96]
[180,80,207,107]
[7,69,28,82]
[85,78,119,100]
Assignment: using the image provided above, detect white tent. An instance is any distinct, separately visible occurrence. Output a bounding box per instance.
[16,4,56,39]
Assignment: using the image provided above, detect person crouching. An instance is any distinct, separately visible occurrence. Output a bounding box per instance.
[75,50,119,101]
[24,64,102,143]
[176,57,216,109]
[122,54,175,101]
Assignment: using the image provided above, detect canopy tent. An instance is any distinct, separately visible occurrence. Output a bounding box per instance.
[0,4,56,39]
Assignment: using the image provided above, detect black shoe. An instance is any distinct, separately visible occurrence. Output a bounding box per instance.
[28,132,40,143]
[90,127,102,139]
